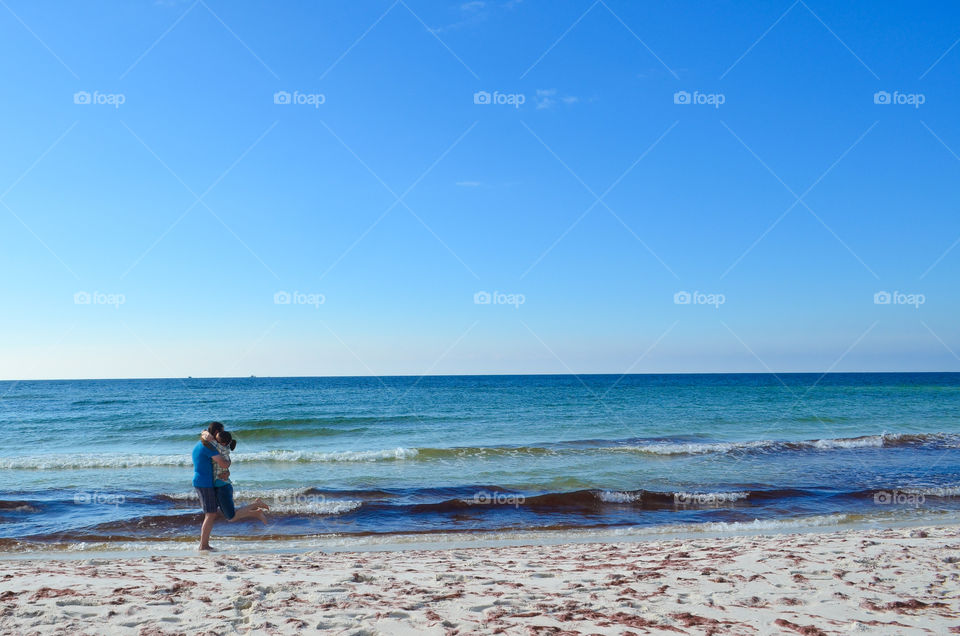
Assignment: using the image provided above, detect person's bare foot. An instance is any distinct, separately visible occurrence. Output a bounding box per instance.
[198,544,216,551]
[254,510,268,525]
[254,498,270,510]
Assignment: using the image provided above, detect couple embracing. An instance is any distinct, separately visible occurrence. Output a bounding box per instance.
[191,421,270,551]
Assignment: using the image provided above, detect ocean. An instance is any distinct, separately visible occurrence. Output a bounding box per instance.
[1,373,959,552]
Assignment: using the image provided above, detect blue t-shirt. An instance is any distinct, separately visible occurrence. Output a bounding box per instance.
[192,441,220,488]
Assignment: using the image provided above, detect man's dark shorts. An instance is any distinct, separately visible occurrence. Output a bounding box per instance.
[195,487,219,513]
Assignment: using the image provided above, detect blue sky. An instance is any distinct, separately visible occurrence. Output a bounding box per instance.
[1,0,959,379]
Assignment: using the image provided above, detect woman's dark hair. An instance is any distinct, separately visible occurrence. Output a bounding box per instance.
[207,421,225,436]
[217,430,237,451]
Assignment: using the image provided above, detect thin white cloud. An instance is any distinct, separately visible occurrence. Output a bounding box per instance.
[535,88,557,109]
[431,0,490,33]
[535,89,581,109]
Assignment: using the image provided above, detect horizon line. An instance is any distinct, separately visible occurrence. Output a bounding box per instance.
[2,370,959,382]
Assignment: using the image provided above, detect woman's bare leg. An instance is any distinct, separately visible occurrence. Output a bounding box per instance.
[228,504,268,524]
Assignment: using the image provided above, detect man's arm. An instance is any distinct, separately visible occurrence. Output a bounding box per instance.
[200,431,218,452]
[198,436,226,467]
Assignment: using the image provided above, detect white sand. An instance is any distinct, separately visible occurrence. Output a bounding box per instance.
[2,525,959,635]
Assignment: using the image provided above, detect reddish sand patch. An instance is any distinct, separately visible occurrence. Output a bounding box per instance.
[774,618,828,636]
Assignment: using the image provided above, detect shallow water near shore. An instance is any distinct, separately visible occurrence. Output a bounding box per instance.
[1,372,959,551]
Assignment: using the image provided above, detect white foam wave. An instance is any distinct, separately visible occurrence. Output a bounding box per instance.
[160,487,313,501]
[612,433,914,456]
[130,488,365,515]
[612,440,777,455]
[902,486,960,497]
[809,435,888,450]
[156,489,363,515]
[0,431,951,469]
[0,454,194,469]
[268,500,362,515]
[691,513,849,533]
[0,448,419,469]
[236,448,419,463]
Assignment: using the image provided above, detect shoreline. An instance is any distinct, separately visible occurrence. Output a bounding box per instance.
[2,525,958,634]
[3,511,956,560]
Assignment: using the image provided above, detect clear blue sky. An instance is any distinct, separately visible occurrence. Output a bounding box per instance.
[1,0,959,379]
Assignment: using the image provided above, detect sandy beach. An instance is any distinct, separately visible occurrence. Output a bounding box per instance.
[1,525,958,635]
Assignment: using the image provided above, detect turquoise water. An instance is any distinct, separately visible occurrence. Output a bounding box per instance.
[1,373,959,548]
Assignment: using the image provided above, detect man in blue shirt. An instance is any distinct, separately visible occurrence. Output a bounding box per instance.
[193,421,230,551]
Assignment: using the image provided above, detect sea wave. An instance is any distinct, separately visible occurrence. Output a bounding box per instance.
[17,510,953,553]
[0,447,420,469]
[661,513,852,534]
[2,432,956,469]
[24,511,859,546]
[156,489,364,514]
[163,427,368,442]
[614,432,954,456]
[901,486,960,497]
[612,440,778,455]
[230,415,434,428]
[268,499,362,515]
[70,398,133,406]
[157,487,313,502]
